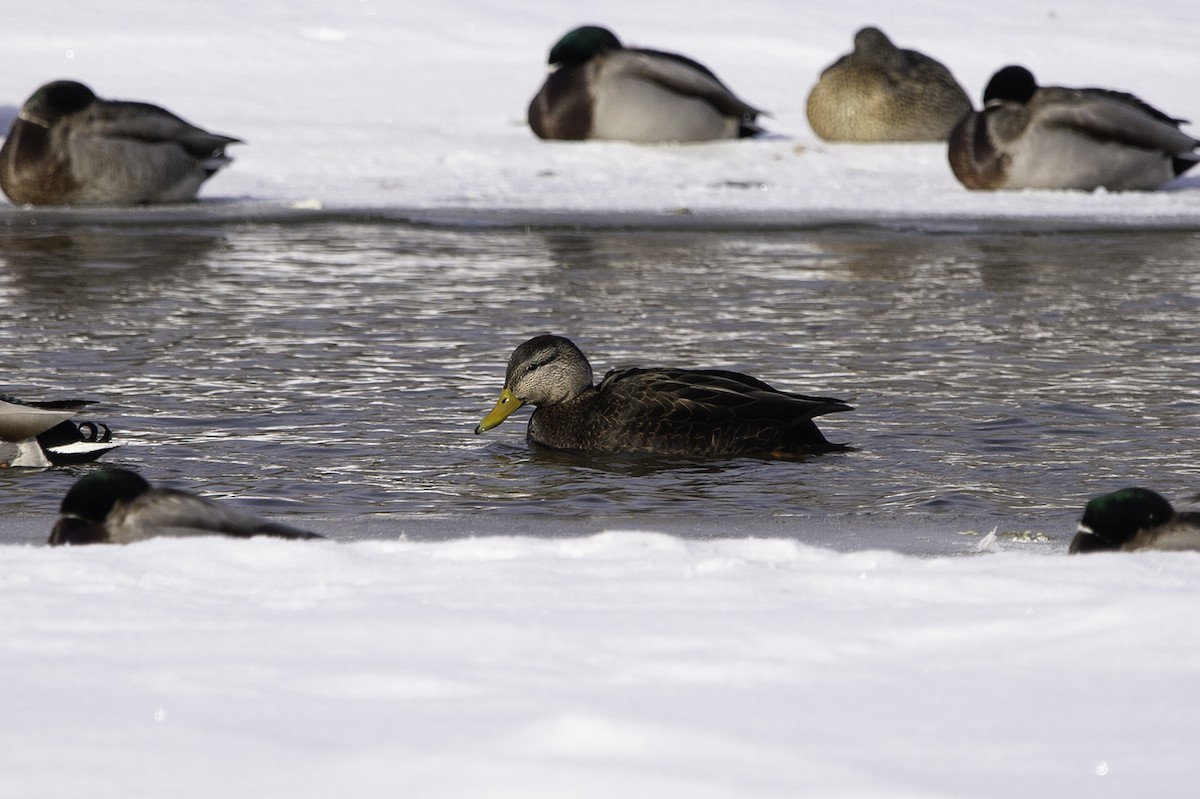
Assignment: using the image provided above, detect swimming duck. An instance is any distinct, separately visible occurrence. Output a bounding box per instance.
[527,25,765,142]
[0,80,241,206]
[49,469,323,545]
[474,335,851,457]
[1069,487,1200,553]
[949,65,1199,191]
[806,26,971,142]
[0,394,118,467]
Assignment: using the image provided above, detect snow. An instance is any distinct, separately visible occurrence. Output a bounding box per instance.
[4,534,1199,797]
[2,0,1199,226]
[3,1,1200,795]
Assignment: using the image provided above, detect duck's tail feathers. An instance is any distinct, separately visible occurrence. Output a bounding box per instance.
[1172,154,1200,177]
[36,420,120,465]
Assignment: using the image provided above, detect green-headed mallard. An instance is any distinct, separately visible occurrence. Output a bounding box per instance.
[0,394,117,467]
[49,469,323,545]
[1070,487,1200,553]
[0,80,241,206]
[475,335,851,457]
[528,25,765,142]
[805,26,971,142]
[949,65,1199,191]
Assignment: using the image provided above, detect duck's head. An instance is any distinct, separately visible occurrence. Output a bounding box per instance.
[850,26,901,70]
[475,335,594,433]
[59,469,150,523]
[21,80,97,127]
[1073,487,1175,551]
[983,66,1038,107]
[547,25,623,68]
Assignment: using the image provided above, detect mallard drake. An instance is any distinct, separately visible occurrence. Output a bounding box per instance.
[949,65,1199,191]
[0,394,118,467]
[49,469,323,545]
[806,26,971,142]
[527,25,765,142]
[1070,487,1200,553]
[0,80,240,206]
[474,335,851,457]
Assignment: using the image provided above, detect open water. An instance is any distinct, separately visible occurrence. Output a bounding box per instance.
[2,210,1198,550]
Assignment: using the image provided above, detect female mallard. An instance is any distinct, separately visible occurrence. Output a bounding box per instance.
[475,335,851,457]
[806,26,971,142]
[949,65,1199,191]
[49,469,323,545]
[1070,488,1200,553]
[0,394,117,467]
[527,25,765,142]
[0,80,240,206]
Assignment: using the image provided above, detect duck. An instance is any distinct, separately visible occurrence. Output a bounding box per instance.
[1069,487,1200,553]
[806,26,972,142]
[0,80,241,206]
[949,65,1199,191]
[474,335,851,457]
[49,469,323,545]
[0,394,118,467]
[527,25,765,142]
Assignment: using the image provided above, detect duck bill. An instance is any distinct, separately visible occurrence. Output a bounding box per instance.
[475,388,525,434]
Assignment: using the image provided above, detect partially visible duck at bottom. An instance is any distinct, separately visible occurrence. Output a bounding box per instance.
[949,65,1199,191]
[49,469,323,545]
[1070,487,1200,553]
[0,394,118,468]
[475,335,851,458]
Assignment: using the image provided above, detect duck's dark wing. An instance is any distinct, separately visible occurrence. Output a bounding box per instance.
[617,50,764,121]
[592,367,850,455]
[1035,88,1199,153]
[1081,87,1188,126]
[84,100,241,157]
[107,488,322,543]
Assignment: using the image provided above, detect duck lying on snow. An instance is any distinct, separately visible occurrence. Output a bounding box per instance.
[0,394,118,467]
[1070,487,1200,553]
[0,80,240,206]
[49,469,323,545]
[475,335,851,457]
[949,65,1199,191]
[806,26,971,143]
[528,25,765,142]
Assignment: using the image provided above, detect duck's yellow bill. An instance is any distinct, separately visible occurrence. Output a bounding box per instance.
[475,387,525,434]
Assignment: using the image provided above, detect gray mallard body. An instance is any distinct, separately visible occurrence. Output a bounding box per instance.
[0,80,240,206]
[528,26,765,143]
[949,66,1198,191]
[49,469,322,545]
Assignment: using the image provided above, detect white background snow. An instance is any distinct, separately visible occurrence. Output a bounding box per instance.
[3,1,1200,796]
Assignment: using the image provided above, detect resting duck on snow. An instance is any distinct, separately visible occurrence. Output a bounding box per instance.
[49,469,324,545]
[527,25,765,142]
[0,79,240,206]
[806,26,972,142]
[475,334,851,457]
[949,65,1199,191]
[0,394,118,467]
[1070,487,1200,553]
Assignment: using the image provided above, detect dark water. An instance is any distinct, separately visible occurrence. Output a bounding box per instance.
[2,211,1198,548]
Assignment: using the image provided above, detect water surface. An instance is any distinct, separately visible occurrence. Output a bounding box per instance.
[3,215,1198,549]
